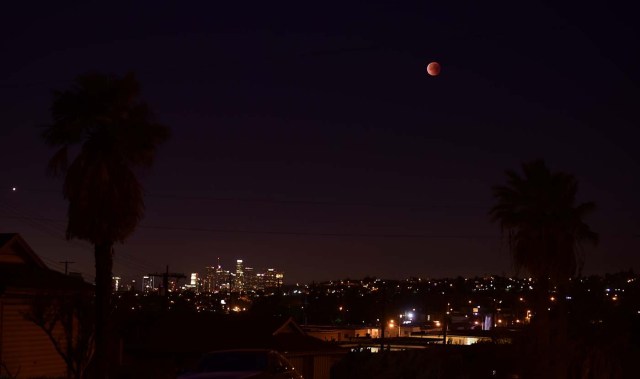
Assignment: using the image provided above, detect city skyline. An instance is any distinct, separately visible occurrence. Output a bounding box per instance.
[111,257,285,292]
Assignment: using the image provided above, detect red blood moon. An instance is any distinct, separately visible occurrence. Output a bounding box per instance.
[427,62,441,76]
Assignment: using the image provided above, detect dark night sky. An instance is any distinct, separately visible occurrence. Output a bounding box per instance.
[1,1,639,284]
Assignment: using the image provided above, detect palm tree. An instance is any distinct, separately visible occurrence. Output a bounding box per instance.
[490,160,598,287]
[490,160,598,377]
[43,72,169,377]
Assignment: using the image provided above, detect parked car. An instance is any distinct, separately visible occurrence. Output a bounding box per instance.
[177,349,304,379]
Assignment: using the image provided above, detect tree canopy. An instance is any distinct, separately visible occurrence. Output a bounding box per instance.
[490,160,598,284]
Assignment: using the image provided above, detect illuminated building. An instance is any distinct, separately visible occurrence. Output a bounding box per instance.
[184,272,200,292]
[203,259,235,292]
[216,263,230,291]
[142,275,155,293]
[255,272,266,290]
[202,259,284,292]
[235,259,245,291]
[264,268,284,289]
[244,267,256,290]
[203,266,216,292]
[112,276,121,292]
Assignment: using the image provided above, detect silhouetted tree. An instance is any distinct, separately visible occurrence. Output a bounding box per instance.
[43,72,170,377]
[490,160,598,377]
[490,160,598,286]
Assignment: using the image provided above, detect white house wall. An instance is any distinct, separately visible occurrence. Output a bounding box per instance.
[0,301,67,378]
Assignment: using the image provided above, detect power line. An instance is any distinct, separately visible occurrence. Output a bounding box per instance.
[0,200,95,279]
[137,224,501,239]
[0,201,177,277]
[0,79,73,90]
[0,214,499,239]
[145,194,492,210]
[114,252,157,273]
[5,187,491,210]
[0,45,380,91]
[2,214,639,240]
[7,187,640,214]
[148,265,186,310]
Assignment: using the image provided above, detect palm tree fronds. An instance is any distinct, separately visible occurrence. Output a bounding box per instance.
[490,160,598,284]
[45,71,169,379]
[46,146,69,177]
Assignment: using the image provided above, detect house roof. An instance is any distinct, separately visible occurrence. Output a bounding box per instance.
[0,233,17,247]
[126,312,344,356]
[0,264,92,294]
[0,233,47,268]
[0,233,92,294]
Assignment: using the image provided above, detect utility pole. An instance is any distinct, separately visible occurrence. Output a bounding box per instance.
[442,301,450,345]
[59,261,75,275]
[379,286,388,352]
[148,265,186,310]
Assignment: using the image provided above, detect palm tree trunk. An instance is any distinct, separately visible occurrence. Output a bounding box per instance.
[524,277,551,377]
[550,283,570,378]
[93,242,113,379]
[531,277,570,378]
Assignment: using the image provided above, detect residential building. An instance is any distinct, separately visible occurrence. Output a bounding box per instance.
[0,233,92,378]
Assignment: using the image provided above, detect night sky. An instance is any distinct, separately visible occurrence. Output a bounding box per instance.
[1,1,639,284]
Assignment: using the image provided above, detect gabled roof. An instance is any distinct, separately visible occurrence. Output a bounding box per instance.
[273,317,306,336]
[0,233,92,294]
[126,312,343,355]
[0,233,47,268]
[0,264,92,293]
[0,233,17,247]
